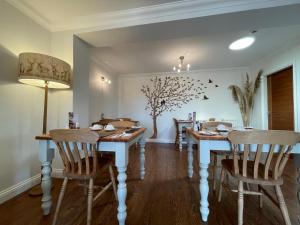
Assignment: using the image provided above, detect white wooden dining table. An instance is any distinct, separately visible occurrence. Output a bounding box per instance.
[186,128,300,222]
[36,128,146,225]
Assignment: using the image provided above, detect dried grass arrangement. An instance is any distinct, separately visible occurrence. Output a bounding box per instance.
[228,70,263,127]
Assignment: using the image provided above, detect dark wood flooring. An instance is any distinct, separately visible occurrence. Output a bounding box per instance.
[0,143,299,225]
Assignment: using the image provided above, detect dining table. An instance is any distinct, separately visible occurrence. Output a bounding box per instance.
[186,128,300,222]
[36,127,146,225]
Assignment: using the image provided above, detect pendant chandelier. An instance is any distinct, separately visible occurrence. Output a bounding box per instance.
[172,56,190,73]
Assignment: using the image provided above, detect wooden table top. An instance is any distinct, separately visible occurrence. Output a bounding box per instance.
[177,120,193,123]
[36,127,146,143]
[186,128,228,141]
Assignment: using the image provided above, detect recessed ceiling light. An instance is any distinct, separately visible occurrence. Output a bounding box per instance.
[229,36,255,50]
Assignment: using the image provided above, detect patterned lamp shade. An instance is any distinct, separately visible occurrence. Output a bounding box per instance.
[18,52,71,89]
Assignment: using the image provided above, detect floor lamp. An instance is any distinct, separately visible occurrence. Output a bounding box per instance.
[18,52,71,195]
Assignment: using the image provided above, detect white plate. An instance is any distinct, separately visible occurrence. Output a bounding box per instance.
[131,126,141,129]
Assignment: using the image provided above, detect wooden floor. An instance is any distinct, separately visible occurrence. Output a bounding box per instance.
[0,143,299,225]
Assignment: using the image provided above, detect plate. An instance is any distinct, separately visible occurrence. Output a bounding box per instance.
[104,129,115,131]
[131,126,141,129]
[89,127,103,131]
[216,129,229,132]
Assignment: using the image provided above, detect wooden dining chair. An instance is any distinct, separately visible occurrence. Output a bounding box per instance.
[50,129,117,225]
[110,120,136,128]
[202,121,233,190]
[173,118,179,145]
[218,130,300,225]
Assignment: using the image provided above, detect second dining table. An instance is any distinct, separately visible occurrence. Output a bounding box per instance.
[36,127,146,225]
[186,127,300,222]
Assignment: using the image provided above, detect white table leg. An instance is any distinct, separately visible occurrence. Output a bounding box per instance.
[41,161,52,215]
[179,125,183,151]
[199,140,210,221]
[117,166,127,225]
[115,143,129,225]
[187,134,193,178]
[139,139,146,180]
[39,140,54,216]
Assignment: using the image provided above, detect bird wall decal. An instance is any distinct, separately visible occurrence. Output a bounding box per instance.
[203,95,209,100]
[208,79,213,83]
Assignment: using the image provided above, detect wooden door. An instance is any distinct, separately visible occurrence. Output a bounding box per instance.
[267,67,294,130]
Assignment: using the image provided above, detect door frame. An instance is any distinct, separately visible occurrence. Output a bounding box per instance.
[260,60,299,131]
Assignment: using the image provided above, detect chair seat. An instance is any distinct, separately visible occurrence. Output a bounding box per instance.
[63,156,112,180]
[221,159,283,186]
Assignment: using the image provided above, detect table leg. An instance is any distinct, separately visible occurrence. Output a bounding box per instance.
[41,161,52,215]
[39,140,54,216]
[117,166,127,225]
[115,143,129,225]
[179,125,183,151]
[297,168,300,205]
[139,139,146,180]
[187,134,193,178]
[199,141,210,222]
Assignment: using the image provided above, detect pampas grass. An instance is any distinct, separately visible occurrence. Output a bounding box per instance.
[229,70,263,127]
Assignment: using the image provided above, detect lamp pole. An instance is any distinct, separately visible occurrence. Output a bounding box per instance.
[42,81,48,134]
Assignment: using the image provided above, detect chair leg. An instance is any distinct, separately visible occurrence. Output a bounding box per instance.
[87,178,94,225]
[212,153,218,191]
[52,177,68,225]
[275,185,291,225]
[218,168,225,202]
[238,181,244,225]
[109,164,118,201]
[258,185,263,208]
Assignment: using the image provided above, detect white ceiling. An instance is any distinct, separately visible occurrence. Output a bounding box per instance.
[80,4,300,75]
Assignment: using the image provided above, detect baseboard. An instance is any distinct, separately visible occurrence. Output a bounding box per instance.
[0,174,40,204]
[146,138,174,144]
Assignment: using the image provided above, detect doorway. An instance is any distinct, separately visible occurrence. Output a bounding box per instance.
[267,66,294,130]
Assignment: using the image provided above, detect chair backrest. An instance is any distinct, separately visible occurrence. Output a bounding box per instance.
[110,120,136,128]
[50,129,99,176]
[202,121,232,131]
[92,118,118,126]
[228,130,300,180]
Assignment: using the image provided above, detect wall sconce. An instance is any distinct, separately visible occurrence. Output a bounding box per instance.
[101,76,111,84]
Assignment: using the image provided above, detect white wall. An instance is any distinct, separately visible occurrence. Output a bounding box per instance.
[89,59,118,122]
[73,37,119,127]
[118,68,247,142]
[0,1,51,200]
[250,38,300,132]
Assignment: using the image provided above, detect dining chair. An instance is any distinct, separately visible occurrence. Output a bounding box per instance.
[218,130,300,225]
[50,129,117,225]
[202,121,233,190]
[110,120,136,128]
[173,118,179,145]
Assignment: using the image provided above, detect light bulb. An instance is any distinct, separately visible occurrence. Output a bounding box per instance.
[177,69,180,73]
[178,64,182,68]
[108,80,111,84]
[173,66,176,71]
[229,36,255,50]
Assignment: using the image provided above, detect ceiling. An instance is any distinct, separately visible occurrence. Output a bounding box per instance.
[80,4,300,75]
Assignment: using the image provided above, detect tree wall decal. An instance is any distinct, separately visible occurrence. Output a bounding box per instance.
[141,75,218,138]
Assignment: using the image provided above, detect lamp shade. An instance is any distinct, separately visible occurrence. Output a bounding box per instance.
[18,52,71,89]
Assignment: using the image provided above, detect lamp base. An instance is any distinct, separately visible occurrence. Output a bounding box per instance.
[28,183,54,196]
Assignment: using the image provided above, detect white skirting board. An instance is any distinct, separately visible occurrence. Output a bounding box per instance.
[0,169,64,204]
[146,138,174,144]
[0,174,40,204]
